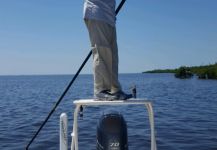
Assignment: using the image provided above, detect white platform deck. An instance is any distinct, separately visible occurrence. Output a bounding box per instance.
[74,98,151,105]
[69,99,157,150]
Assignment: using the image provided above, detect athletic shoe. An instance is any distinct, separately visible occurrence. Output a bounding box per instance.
[112,90,132,100]
[95,90,117,101]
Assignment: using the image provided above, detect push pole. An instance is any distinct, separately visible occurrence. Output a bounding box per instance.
[26,0,126,149]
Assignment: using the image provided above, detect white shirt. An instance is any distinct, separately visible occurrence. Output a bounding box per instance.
[83,0,116,27]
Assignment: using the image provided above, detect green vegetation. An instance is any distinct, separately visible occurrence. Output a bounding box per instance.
[174,66,193,79]
[191,63,217,79]
[143,63,217,79]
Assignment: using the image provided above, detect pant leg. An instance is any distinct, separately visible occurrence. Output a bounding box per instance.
[111,28,122,93]
[85,19,122,95]
[85,19,112,94]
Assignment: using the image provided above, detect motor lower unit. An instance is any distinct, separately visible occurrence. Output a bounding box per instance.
[97,112,128,150]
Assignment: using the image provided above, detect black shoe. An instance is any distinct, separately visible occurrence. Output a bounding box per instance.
[112,90,132,100]
[95,90,117,101]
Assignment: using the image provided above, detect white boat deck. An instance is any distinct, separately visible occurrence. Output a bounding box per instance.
[60,99,157,150]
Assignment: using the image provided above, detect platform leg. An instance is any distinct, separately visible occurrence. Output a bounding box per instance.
[71,132,75,150]
[71,105,80,150]
[145,103,157,150]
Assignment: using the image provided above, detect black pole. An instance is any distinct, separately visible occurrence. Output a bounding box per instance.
[25,50,92,150]
[115,0,126,15]
[26,0,126,149]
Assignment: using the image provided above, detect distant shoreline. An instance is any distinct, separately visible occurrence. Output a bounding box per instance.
[143,63,217,73]
[143,63,217,79]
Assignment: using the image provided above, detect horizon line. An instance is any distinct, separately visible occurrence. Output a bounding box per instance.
[0,72,142,76]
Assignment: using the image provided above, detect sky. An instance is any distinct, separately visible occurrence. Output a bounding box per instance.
[0,0,217,75]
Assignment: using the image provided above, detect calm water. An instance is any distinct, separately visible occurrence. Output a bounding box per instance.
[0,74,217,150]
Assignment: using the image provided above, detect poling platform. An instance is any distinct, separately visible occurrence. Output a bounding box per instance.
[60,99,157,150]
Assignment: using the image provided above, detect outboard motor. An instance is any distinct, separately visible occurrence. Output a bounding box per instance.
[96,112,128,150]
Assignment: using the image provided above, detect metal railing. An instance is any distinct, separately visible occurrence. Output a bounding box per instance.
[60,99,157,150]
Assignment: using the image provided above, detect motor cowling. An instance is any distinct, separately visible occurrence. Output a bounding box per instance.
[96,112,128,150]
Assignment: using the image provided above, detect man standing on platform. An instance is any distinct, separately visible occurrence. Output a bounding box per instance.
[83,0,132,100]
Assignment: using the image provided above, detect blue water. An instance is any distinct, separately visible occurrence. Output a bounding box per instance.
[0,74,217,150]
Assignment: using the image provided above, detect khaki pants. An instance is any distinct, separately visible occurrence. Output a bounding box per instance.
[85,19,122,95]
